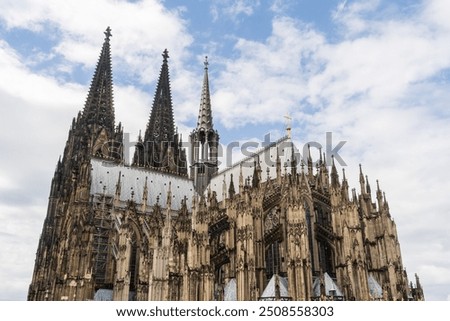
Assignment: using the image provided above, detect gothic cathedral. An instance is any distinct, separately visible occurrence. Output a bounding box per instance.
[28,28,424,301]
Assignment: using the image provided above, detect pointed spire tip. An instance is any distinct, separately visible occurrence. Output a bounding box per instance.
[162,49,169,62]
[104,27,112,41]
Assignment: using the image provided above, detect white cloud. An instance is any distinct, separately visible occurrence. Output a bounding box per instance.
[332,0,348,20]
[0,40,85,108]
[210,0,260,21]
[270,0,294,14]
[224,0,259,17]
[0,205,45,300]
[0,40,87,200]
[417,264,450,286]
[423,0,450,32]
[213,17,324,128]
[0,0,193,84]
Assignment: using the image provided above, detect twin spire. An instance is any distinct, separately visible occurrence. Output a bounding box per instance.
[83,28,215,178]
[144,48,175,145]
[134,48,189,174]
[82,26,115,135]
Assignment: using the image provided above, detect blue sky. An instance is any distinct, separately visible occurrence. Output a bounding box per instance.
[1,0,450,301]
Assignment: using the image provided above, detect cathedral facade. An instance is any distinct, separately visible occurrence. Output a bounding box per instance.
[28,28,424,301]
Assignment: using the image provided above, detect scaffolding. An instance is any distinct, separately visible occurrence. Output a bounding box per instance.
[92,192,113,287]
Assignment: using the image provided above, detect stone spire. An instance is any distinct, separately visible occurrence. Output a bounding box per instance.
[196,56,213,131]
[189,56,219,192]
[55,27,123,163]
[134,49,187,175]
[376,179,383,210]
[365,175,371,195]
[81,27,115,136]
[144,49,175,147]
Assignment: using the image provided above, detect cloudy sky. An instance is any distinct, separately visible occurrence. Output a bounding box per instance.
[0,0,449,301]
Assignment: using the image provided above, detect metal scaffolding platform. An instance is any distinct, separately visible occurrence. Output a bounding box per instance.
[92,193,113,286]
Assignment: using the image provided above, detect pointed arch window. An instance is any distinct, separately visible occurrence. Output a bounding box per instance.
[128,231,139,300]
[265,241,281,280]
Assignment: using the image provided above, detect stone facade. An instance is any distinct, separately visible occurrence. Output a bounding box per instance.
[28,28,424,301]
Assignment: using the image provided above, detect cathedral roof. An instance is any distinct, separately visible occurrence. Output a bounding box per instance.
[144,49,175,144]
[312,272,344,298]
[207,136,297,201]
[224,278,237,301]
[93,289,113,301]
[90,158,194,210]
[93,289,135,301]
[260,274,290,300]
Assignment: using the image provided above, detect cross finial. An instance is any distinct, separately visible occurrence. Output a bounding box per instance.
[162,49,169,62]
[204,56,209,69]
[104,26,112,41]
